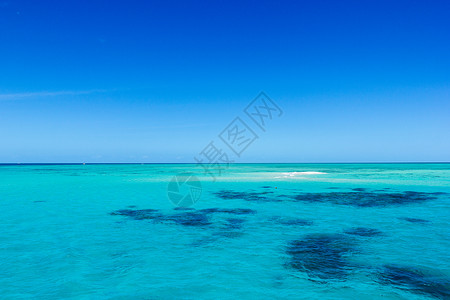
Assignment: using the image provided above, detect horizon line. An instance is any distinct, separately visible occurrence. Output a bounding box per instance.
[1,162,450,166]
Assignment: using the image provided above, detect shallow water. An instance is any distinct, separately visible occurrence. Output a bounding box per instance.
[0,163,449,299]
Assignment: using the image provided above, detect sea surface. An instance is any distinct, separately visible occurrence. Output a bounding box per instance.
[0,163,449,299]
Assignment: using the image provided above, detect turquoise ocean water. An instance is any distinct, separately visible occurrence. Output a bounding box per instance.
[0,163,449,299]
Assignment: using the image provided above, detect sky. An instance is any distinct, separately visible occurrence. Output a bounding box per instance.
[0,0,449,163]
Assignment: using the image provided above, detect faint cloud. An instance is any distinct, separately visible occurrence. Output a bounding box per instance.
[0,89,107,101]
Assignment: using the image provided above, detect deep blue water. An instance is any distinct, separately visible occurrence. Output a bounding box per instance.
[0,164,449,299]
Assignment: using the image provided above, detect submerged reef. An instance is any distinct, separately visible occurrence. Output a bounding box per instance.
[173,206,195,211]
[213,217,247,238]
[291,191,441,207]
[286,233,356,281]
[351,188,367,192]
[110,209,162,220]
[165,211,212,226]
[343,227,383,237]
[270,216,313,226]
[198,207,256,215]
[378,265,450,299]
[110,207,256,228]
[213,190,280,202]
[224,218,246,230]
[399,217,431,224]
[214,189,445,207]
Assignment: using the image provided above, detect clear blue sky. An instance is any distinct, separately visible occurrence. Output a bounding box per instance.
[1,0,449,163]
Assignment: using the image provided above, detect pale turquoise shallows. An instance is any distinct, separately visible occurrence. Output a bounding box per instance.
[0,164,449,299]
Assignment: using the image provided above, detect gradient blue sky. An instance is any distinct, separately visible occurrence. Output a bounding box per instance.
[1,0,449,163]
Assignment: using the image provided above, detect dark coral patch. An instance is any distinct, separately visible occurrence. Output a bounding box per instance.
[109,209,161,220]
[399,217,430,224]
[286,234,355,281]
[196,208,221,214]
[165,212,211,227]
[431,192,448,195]
[224,218,246,230]
[213,190,280,202]
[377,265,450,299]
[260,191,274,194]
[173,207,195,211]
[214,189,442,207]
[291,191,439,207]
[110,207,255,228]
[109,208,210,226]
[216,218,246,237]
[198,208,257,215]
[344,227,383,237]
[271,216,313,226]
